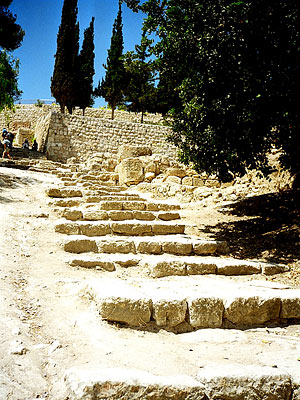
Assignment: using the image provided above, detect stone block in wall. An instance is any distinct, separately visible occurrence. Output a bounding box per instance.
[166,168,187,178]
[166,176,182,185]
[119,158,144,185]
[117,145,152,162]
[192,177,205,187]
[182,177,193,186]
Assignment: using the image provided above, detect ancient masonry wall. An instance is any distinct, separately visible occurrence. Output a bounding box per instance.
[43,111,176,163]
[0,105,176,163]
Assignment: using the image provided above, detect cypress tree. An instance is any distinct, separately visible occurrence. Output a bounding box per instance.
[100,0,125,120]
[76,17,95,115]
[51,0,79,114]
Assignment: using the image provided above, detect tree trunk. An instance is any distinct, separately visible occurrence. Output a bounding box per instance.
[111,107,115,120]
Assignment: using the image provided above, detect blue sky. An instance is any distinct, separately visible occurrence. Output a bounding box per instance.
[9,0,145,107]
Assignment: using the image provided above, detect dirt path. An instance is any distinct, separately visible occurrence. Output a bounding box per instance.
[0,167,300,399]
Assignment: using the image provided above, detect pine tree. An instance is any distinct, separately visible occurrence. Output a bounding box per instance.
[0,0,24,111]
[51,0,79,114]
[100,0,125,120]
[76,17,95,115]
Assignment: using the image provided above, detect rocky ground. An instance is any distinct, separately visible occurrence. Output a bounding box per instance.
[0,165,299,399]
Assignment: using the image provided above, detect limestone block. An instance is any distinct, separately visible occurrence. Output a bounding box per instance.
[192,177,205,187]
[144,161,157,174]
[182,177,193,186]
[280,292,300,319]
[262,263,290,275]
[97,239,135,254]
[152,299,188,327]
[166,176,182,185]
[122,201,146,211]
[50,199,82,207]
[186,262,217,275]
[65,367,207,400]
[69,259,116,271]
[117,144,152,162]
[193,240,228,255]
[148,261,186,278]
[99,296,152,326]
[161,241,192,256]
[166,167,187,178]
[152,224,185,235]
[84,196,101,203]
[64,238,98,253]
[108,211,134,221]
[133,211,155,221]
[99,201,123,210]
[83,210,109,221]
[55,222,79,235]
[157,211,180,221]
[119,158,145,185]
[79,223,111,237]
[46,187,83,198]
[217,260,261,275]
[188,297,224,328]
[111,222,152,236]
[224,295,281,326]
[62,209,83,221]
[197,365,292,400]
[147,203,181,212]
[136,241,162,254]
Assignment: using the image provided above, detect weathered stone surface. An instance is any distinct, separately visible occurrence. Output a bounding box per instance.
[136,241,162,254]
[122,201,146,211]
[64,238,98,253]
[193,240,228,255]
[280,291,300,319]
[188,297,224,328]
[182,177,193,186]
[99,201,123,210]
[119,158,145,185]
[79,223,111,237]
[217,260,261,275]
[69,259,116,271]
[224,295,281,326]
[117,144,152,161]
[133,211,155,221]
[99,296,152,326]
[166,176,182,185]
[262,263,290,275]
[197,365,292,400]
[192,177,204,187]
[157,211,180,221]
[47,187,83,198]
[152,299,188,327]
[186,262,217,275]
[109,210,134,221]
[62,209,83,221]
[111,222,152,236]
[55,222,80,235]
[166,168,187,178]
[162,241,193,256]
[148,261,186,278]
[152,224,185,235]
[50,198,82,207]
[146,203,181,212]
[97,239,135,254]
[65,367,207,400]
[83,210,109,221]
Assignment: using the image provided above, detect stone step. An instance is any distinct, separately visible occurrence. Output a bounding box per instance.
[65,367,207,400]
[55,220,186,236]
[68,253,288,277]
[81,276,300,331]
[46,187,83,198]
[93,200,181,211]
[83,194,144,203]
[61,208,181,222]
[63,235,228,256]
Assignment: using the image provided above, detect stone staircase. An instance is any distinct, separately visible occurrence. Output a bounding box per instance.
[19,162,298,399]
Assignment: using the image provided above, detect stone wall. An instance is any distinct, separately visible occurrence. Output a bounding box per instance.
[40,111,176,163]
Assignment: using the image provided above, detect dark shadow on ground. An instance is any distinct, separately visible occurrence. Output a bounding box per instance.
[203,189,300,264]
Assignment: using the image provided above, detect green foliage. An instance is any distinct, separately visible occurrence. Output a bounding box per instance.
[51,0,79,114]
[0,50,21,112]
[35,98,45,107]
[0,0,24,111]
[123,31,157,122]
[0,0,24,51]
[76,17,95,114]
[133,0,300,183]
[99,1,125,119]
